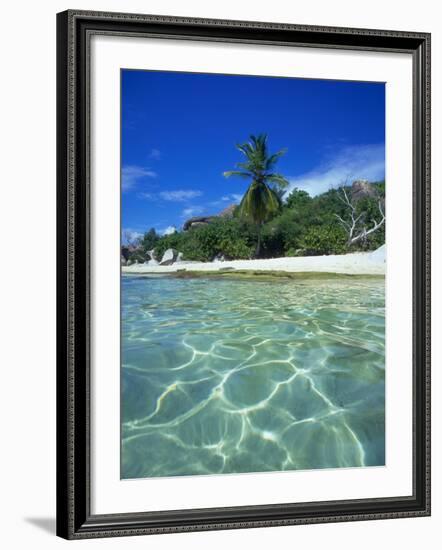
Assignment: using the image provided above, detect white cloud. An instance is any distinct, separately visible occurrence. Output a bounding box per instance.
[181,206,204,218]
[137,192,154,199]
[159,190,202,202]
[160,226,176,236]
[285,144,385,198]
[122,165,157,192]
[149,148,161,160]
[221,193,243,203]
[137,189,203,202]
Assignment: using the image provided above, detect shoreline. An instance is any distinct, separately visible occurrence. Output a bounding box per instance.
[122,248,385,277]
[135,270,384,282]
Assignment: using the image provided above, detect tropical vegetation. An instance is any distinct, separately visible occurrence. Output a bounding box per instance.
[122,134,385,264]
[123,181,385,264]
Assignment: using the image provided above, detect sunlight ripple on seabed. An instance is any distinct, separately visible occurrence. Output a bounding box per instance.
[121,275,385,479]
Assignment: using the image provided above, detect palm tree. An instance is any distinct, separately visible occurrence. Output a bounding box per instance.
[223,134,289,257]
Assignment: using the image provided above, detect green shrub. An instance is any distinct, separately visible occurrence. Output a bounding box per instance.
[218,238,252,260]
[141,228,159,252]
[154,232,187,260]
[301,225,347,256]
[285,188,312,210]
[285,247,304,257]
[182,218,254,261]
[128,251,147,263]
[150,218,255,262]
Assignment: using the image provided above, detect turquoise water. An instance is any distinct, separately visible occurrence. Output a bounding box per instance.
[121,275,385,479]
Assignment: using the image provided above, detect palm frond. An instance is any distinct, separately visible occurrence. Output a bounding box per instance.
[234,161,260,173]
[270,186,286,201]
[223,170,251,179]
[236,142,254,159]
[237,180,280,225]
[250,134,268,164]
[265,149,287,170]
[266,173,290,188]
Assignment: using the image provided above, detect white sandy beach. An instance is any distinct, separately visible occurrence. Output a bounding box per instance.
[122,245,386,276]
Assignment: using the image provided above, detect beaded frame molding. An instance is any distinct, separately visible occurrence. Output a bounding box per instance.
[56,10,431,539]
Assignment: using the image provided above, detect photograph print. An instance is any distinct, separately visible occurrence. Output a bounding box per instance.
[120,69,386,480]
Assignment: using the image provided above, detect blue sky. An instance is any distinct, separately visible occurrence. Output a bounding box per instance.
[121,70,385,240]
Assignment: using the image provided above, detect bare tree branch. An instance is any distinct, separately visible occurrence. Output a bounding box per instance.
[334,213,351,231]
[335,187,385,246]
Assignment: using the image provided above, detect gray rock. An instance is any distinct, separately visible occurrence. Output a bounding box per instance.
[146,249,158,261]
[182,203,236,231]
[213,253,226,262]
[121,255,127,266]
[218,204,236,218]
[351,180,378,202]
[175,252,185,263]
[183,216,217,231]
[160,248,178,265]
[370,244,386,263]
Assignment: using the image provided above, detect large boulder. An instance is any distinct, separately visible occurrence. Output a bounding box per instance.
[213,253,226,262]
[218,204,236,218]
[160,248,178,265]
[370,244,386,263]
[183,215,216,231]
[351,180,378,202]
[146,249,158,261]
[182,203,237,231]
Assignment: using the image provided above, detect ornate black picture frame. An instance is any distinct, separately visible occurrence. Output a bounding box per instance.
[56,9,430,539]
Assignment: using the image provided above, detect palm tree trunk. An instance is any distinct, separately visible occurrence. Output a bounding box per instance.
[255,225,262,258]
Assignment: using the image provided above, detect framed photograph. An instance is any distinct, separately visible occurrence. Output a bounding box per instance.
[56,10,431,539]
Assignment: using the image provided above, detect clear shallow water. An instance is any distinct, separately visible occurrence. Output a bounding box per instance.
[121,275,385,479]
